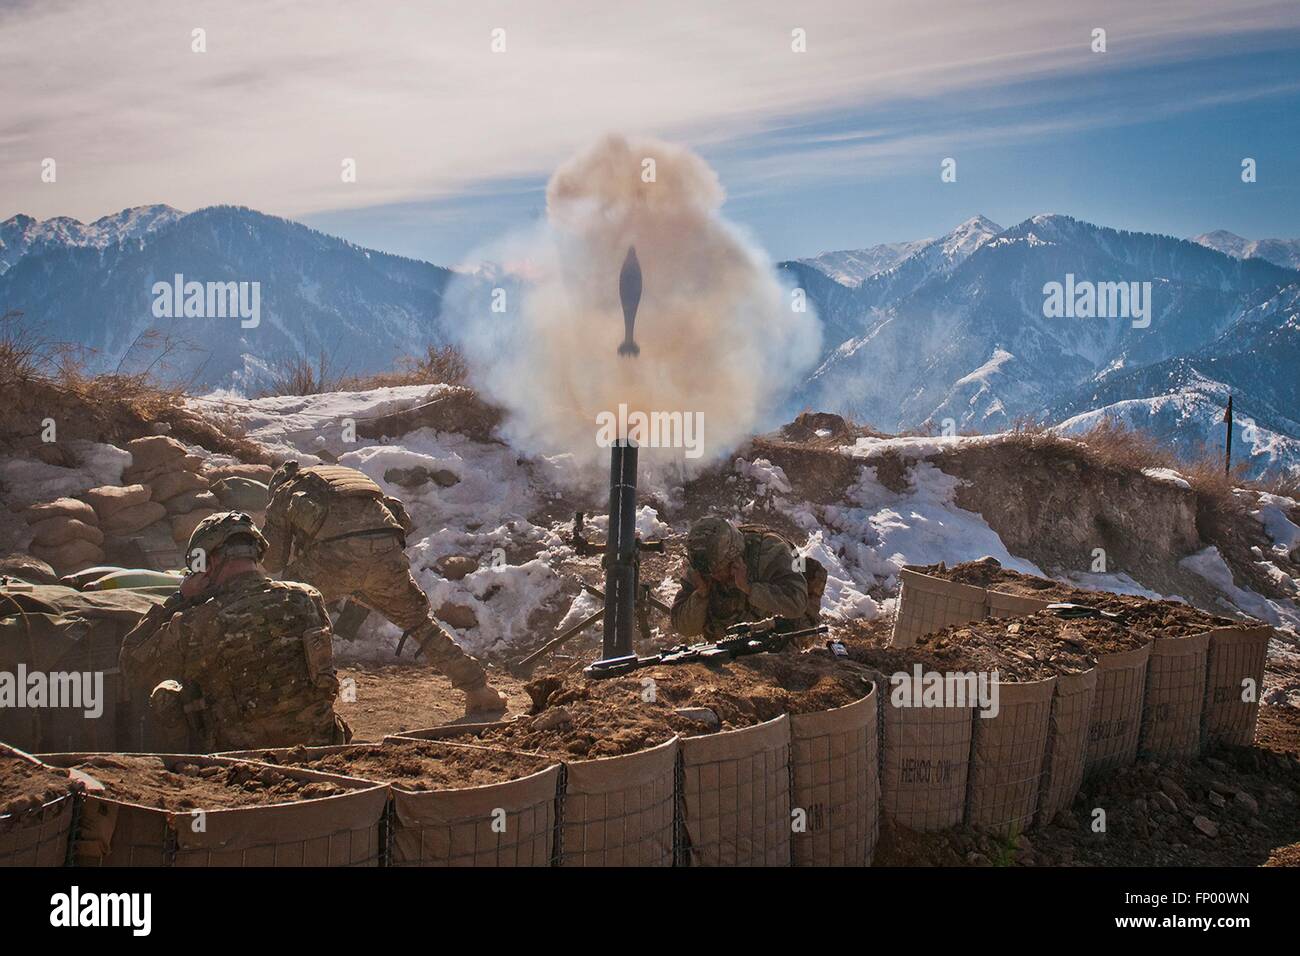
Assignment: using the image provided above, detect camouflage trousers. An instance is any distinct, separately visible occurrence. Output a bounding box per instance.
[284,535,488,691]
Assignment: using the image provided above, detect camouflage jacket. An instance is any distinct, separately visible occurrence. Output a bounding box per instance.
[670,527,810,639]
[119,571,343,751]
[262,465,410,572]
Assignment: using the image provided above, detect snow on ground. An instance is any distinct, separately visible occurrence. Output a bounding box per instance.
[189,384,442,462]
[1249,492,1300,560]
[1141,467,1192,490]
[0,440,130,508]
[1180,545,1300,632]
[171,389,1300,660]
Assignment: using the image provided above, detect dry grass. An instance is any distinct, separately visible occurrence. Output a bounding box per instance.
[259,344,468,396]
[0,311,267,462]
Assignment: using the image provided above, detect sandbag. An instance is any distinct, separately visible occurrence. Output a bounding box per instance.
[1202,625,1272,747]
[881,697,973,831]
[82,484,151,517]
[148,469,210,503]
[23,498,97,526]
[679,715,791,866]
[164,490,219,516]
[558,736,677,867]
[0,744,77,867]
[101,501,167,535]
[205,463,274,483]
[211,476,271,512]
[966,677,1054,835]
[892,568,987,648]
[124,435,188,473]
[1139,633,1209,760]
[790,686,879,866]
[0,556,58,585]
[29,538,106,573]
[1036,668,1097,824]
[28,515,104,549]
[1085,642,1152,774]
[39,753,388,867]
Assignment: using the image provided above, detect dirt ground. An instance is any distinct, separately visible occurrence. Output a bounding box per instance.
[64,755,353,810]
[875,705,1300,867]
[248,739,554,790]
[0,748,75,816]
[339,647,872,758]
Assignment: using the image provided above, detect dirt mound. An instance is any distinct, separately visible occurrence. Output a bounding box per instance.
[249,740,553,790]
[1,750,74,817]
[68,755,352,810]
[917,559,1248,639]
[845,610,1145,681]
[476,650,870,759]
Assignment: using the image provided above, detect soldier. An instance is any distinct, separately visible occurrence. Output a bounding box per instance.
[263,460,506,715]
[670,516,824,639]
[119,512,350,752]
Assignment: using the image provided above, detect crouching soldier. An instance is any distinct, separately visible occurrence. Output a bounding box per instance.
[119,512,350,752]
[670,516,825,639]
[263,460,506,716]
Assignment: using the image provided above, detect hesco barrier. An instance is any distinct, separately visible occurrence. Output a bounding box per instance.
[225,739,562,867]
[789,685,879,866]
[37,753,388,866]
[678,714,791,866]
[966,677,1054,836]
[880,695,973,831]
[891,569,988,648]
[0,744,78,867]
[1139,633,1209,760]
[986,590,1053,619]
[553,736,677,867]
[1035,668,1097,824]
[1085,643,1152,774]
[1202,625,1272,747]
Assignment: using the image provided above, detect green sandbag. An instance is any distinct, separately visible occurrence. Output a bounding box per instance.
[211,476,270,512]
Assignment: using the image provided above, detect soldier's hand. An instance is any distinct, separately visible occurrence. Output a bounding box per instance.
[686,568,709,593]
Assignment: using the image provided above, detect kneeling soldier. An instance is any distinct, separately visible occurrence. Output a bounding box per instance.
[120,512,350,752]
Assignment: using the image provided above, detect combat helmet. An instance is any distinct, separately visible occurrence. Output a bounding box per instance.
[687,516,745,574]
[186,511,267,565]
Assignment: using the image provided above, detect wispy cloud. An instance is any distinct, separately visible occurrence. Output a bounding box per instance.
[2,0,1297,221]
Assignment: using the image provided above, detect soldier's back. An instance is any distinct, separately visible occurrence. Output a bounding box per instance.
[179,574,342,750]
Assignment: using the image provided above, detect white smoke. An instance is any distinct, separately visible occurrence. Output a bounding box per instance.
[445,134,821,488]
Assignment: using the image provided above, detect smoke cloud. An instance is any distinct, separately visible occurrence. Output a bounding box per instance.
[445,134,820,487]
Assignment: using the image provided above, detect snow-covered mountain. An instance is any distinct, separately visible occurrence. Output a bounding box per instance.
[0,205,455,390]
[1192,230,1300,271]
[788,214,1300,477]
[795,237,933,286]
[0,205,185,274]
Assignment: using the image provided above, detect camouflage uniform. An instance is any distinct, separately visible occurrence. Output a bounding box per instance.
[263,462,492,694]
[120,571,348,752]
[670,518,816,639]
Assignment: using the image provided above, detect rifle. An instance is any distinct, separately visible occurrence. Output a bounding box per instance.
[583,618,829,679]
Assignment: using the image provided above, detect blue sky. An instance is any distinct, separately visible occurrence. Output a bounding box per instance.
[4,1,1298,265]
[304,36,1300,264]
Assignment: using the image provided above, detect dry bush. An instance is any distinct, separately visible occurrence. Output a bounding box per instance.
[0,312,267,462]
[1069,417,1171,472]
[344,344,469,390]
[260,349,346,397]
